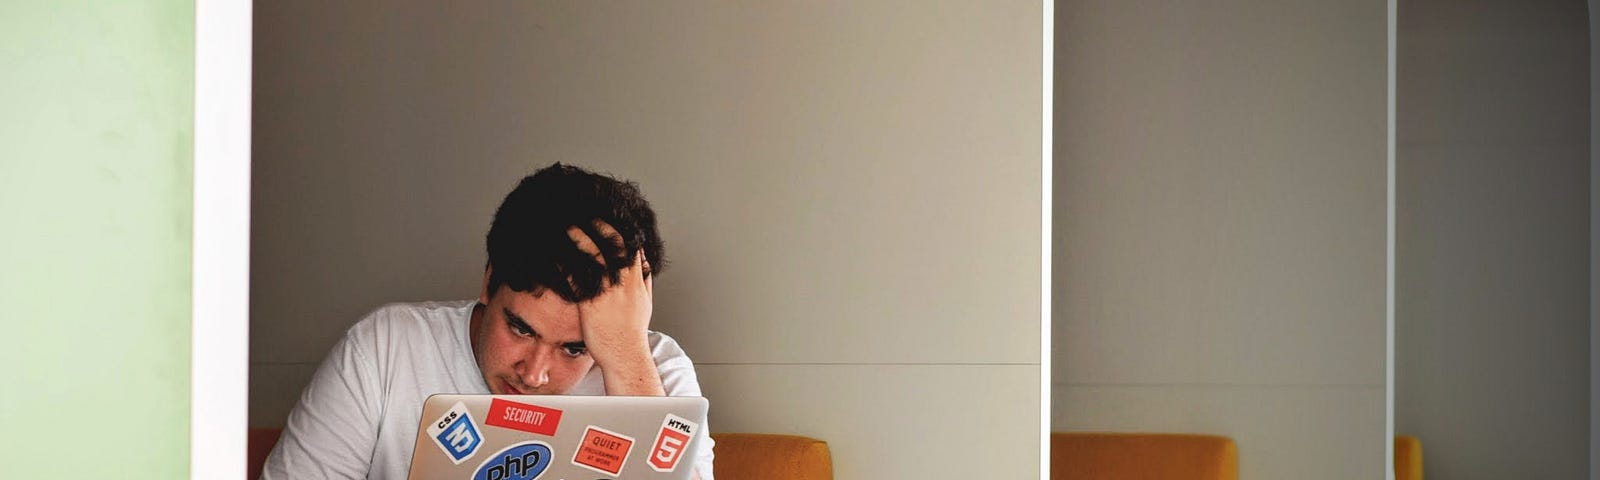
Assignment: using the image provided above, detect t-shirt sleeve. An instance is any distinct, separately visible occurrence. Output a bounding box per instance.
[651,333,716,480]
[260,328,385,480]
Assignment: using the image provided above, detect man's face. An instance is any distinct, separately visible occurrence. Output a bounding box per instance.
[472,280,595,395]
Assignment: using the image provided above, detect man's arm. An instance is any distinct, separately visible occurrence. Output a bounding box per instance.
[568,224,665,396]
[582,256,665,396]
[260,330,383,479]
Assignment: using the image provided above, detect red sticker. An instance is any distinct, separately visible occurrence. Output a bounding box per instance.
[648,414,698,472]
[485,399,563,437]
[571,425,635,476]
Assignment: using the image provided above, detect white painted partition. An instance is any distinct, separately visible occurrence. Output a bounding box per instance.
[1041,0,1057,477]
[192,0,252,478]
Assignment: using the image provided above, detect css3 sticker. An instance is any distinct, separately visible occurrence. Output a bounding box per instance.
[473,441,553,480]
[427,401,483,464]
[648,414,698,472]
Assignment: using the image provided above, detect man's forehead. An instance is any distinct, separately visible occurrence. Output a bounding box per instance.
[498,288,579,322]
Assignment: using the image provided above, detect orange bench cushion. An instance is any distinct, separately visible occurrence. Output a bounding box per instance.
[1395,435,1422,480]
[710,432,833,480]
[1052,432,1238,480]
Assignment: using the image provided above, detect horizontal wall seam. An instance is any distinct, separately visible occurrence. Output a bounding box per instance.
[696,362,1041,366]
[1397,138,1588,148]
[1056,382,1384,389]
[252,361,1043,366]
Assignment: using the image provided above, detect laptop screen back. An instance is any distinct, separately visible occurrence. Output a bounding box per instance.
[407,394,708,480]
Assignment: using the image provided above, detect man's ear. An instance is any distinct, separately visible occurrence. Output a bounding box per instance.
[479,265,493,305]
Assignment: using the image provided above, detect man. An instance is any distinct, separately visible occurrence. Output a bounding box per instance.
[260,164,714,479]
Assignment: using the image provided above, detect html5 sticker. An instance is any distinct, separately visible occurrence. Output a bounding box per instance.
[647,414,698,472]
[485,398,563,437]
[426,401,484,465]
[570,425,635,477]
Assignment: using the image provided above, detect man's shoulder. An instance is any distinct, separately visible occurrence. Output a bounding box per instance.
[646,330,683,353]
[646,330,700,366]
[640,331,704,397]
[345,299,476,342]
[357,299,476,321]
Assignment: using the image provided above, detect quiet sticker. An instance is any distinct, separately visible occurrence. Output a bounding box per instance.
[648,414,698,472]
[426,401,483,464]
[570,425,635,477]
[485,398,563,437]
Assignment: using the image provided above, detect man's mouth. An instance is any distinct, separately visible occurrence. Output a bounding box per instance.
[502,379,526,395]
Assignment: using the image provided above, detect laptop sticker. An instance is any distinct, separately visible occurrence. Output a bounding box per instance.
[571,425,635,477]
[471,441,553,480]
[426,401,483,465]
[485,398,564,437]
[648,414,698,472]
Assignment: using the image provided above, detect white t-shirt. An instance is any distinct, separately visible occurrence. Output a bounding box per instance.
[260,300,715,479]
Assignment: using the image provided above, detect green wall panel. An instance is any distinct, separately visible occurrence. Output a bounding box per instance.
[0,0,194,477]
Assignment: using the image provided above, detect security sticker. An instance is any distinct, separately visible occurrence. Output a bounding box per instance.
[571,425,635,477]
[486,398,564,436]
[647,414,698,472]
[471,441,553,480]
[426,401,483,464]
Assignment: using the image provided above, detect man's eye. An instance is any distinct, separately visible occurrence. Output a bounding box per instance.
[562,346,587,358]
[506,320,532,337]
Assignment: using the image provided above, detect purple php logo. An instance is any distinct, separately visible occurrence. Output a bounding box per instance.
[427,401,483,464]
[472,441,553,480]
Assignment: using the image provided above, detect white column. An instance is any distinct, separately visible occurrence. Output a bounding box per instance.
[191,0,252,477]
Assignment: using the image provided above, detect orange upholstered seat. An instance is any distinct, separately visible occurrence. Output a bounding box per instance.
[1395,435,1423,480]
[711,433,833,480]
[1051,432,1238,480]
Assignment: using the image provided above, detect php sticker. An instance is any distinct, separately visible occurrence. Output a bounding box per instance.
[472,441,553,480]
[648,414,698,472]
[571,425,634,477]
[485,398,563,437]
[426,401,483,464]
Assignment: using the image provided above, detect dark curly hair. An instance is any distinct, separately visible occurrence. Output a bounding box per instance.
[485,163,665,302]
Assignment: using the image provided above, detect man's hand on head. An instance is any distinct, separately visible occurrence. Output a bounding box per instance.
[567,222,666,396]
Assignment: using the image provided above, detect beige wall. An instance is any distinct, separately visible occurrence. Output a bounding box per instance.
[251,2,1042,478]
[1395,1,1590,478]
[1051,1,1389,478]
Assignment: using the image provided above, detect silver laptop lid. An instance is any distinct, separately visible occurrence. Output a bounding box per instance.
[407,394,708,480]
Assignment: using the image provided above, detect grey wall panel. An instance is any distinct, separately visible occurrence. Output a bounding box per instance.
[250,363,317,428]
[1053,0,1389,478]
[1395,1,1590,477]
[1591,1,1599,477]
[1054,0,1388,387]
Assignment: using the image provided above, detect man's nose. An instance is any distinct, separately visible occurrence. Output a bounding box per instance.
[518,347,552,388]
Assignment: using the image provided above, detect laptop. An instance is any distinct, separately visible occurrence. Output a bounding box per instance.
[407,394,709,480]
